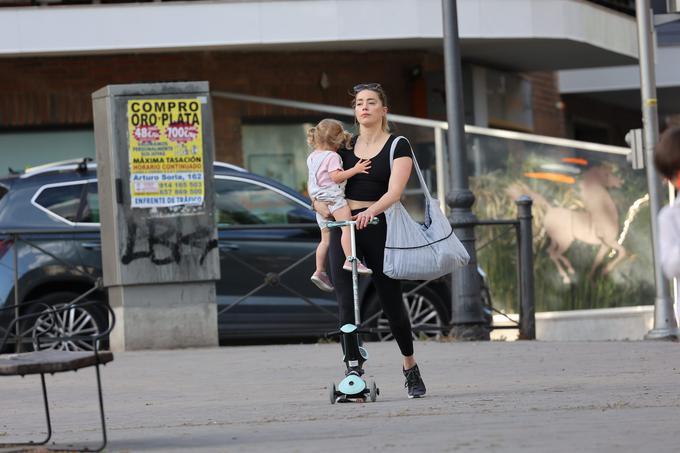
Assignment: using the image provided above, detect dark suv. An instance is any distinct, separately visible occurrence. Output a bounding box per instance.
[0,159,490,350]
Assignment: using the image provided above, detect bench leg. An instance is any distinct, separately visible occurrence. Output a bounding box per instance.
[1,365,108,453]
[40,372,54,445]
[0,373,53,449]
[47,363,108,453]
[92,363,108,453]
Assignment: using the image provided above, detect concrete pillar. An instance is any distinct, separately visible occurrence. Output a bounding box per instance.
[92,82,220,351]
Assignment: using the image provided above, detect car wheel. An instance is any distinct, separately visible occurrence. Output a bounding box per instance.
[364,284,448,342]
[20,291,107,352]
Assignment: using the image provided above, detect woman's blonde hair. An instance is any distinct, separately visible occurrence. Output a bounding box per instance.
[307,118,353,150]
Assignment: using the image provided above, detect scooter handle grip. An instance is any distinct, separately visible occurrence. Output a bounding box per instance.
[325,217,379,229]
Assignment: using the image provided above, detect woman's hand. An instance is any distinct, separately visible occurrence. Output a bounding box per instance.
[311,198,331,218]
[352,158,371,175]
[352,207,376,230]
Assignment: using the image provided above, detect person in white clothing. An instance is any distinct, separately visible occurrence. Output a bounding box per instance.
[654,126,680,302]
[307,119,372,292]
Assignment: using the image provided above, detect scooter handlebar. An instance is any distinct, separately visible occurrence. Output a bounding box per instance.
[325,217,379,229]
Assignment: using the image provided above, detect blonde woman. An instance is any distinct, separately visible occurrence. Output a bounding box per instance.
[312,84,426,398]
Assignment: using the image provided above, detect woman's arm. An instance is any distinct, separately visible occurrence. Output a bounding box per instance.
[353,156,412,229]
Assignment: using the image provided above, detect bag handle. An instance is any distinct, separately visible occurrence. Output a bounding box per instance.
[389,136,434,199]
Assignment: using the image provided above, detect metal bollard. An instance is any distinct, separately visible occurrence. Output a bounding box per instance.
[516,196,536,340]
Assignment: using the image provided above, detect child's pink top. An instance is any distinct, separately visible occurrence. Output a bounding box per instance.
[312,150,343,187]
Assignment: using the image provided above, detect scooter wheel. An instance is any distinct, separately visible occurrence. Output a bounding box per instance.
[330,383,337,404]
[369,380,378,402]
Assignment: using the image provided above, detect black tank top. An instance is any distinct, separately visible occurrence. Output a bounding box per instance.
[338,135,413,201]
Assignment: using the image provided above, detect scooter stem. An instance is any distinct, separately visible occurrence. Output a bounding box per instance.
[349,222,360,325]
[324,217,379,326]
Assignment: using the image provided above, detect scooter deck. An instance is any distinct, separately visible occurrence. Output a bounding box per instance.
[335,393,368,403]
[330,379,379,404]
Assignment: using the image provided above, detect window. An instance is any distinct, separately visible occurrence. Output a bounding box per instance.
[241,121,351,194]
[78,182,100,223]
[584,1,635,15]
[241,123,312,194]
[215,178,311,226]
[572,120,611,145]
[34,181,99,224]
[34,184,85,222]
[0,130,95,177]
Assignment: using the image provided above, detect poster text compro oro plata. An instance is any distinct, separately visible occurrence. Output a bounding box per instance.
[128,98,205,208]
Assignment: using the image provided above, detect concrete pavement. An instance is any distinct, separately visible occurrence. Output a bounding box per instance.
[1,340,679,452]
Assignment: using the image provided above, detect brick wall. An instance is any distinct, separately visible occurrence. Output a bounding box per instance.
[0,51,570,164]
[0,50,433,164]
[523,71,567,138]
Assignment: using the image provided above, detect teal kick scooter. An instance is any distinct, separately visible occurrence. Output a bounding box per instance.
[326,217,380,404]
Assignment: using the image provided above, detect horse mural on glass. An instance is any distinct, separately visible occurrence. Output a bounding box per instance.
[507,165,626,284]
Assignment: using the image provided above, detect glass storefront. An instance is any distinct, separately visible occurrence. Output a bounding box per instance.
[464,131,652,314]
[238,113,652,315]
[0,129,95,174]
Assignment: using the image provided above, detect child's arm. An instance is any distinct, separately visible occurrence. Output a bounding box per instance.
[330,159,371,184]
[659,203,680,279]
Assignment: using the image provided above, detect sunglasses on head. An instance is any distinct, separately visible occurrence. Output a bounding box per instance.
[352,83,382,93]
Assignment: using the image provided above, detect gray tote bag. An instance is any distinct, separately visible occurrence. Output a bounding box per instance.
[383,136,470,280]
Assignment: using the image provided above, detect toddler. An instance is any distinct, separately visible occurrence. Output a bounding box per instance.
[307,119,372,292]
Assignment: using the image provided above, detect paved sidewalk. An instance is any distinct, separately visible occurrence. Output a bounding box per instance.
[1,340,679,452]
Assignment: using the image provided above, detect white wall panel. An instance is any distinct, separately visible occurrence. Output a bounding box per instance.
[0,0,637,64]
[559,45,680,93]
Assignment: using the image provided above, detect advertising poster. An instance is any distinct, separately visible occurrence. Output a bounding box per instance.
[127,98,204,208]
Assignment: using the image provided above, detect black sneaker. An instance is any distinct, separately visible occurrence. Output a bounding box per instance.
[403,364,426,398]
[345,366,365,377]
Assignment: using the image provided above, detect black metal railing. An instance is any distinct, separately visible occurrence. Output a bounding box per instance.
[463,196,534,340]
[0,228,101,351]
[216,196,535,340]
[216,223,338,320]
[359,195,535,340]
[0,197,535,344]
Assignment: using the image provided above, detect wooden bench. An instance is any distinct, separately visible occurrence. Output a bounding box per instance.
[0,297,115,452]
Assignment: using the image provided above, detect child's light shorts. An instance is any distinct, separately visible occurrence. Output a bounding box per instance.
[316,197,348,229]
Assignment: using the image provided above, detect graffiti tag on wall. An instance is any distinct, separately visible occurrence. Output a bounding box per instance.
[121,216,217,266]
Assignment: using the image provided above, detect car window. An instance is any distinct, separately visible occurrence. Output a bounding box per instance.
[215,178,310,225]
[34,183,85,222]
[78,182,100,223]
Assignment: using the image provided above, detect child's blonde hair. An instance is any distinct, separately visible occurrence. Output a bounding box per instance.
[307,119,353,150]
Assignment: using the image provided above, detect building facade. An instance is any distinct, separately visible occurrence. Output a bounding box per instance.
[3,0,663,315]
[0,0,638,171]
[559,0,680,144]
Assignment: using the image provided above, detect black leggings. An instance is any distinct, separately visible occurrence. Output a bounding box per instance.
[328,209,414,357]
